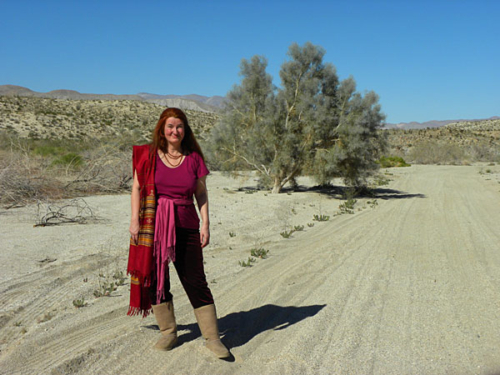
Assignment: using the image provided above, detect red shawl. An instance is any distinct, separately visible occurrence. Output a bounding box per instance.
[127,144,156,317]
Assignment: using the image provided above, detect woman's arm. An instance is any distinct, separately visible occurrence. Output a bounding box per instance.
[129,171,140,244]
[195,175,210,248]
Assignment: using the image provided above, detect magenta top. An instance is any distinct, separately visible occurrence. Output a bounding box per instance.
[155,151,209,229]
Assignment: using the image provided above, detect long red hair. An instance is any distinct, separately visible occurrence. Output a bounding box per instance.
[151,108,205,160]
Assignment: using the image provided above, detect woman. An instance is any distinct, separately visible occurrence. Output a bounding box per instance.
[127,108,229,359]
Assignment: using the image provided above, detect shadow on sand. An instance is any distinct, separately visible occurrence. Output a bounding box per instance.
[144,303,326,350]
[234,185,425,200]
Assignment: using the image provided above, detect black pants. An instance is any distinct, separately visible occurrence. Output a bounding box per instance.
[149,228,214,308]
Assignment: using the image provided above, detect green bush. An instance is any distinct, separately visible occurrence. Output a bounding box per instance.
[338,199,357,215]
[238,257,256,267]
[378,156,411,168]
[250,248,269,259]
[312,214,330,222]
[33,145,67,157]
[51,152,84,168]
[280,229,295,238]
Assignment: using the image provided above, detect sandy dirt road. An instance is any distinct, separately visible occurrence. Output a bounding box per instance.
[1,165,499,374]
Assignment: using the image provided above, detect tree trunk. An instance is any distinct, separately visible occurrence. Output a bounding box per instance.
[272,176,282,194]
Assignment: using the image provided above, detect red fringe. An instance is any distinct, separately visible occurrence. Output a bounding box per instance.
[127,305,152,318]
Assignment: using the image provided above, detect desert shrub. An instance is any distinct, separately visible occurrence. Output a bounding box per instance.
[378,156,410,168]
[250,248,269,259]
[338,199,357,215]
[72,298,87,308]
[0,143,65,207]
[408,141,466,165]
[35,198,99,226]
[238,257,256,267]
[467,143,500,162]
[33,145,67,157]
[211,42,386,193]
[94,281,117,297]
[280,229,295,238]
[312,214,330,222]
[374,175,390,186]
[0,132,133,207]
[51,152,84,168]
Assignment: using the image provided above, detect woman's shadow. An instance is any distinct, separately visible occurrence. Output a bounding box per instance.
[146,304,326,350]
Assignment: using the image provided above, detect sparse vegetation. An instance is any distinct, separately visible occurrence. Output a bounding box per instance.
[72,298,87,308]
[238,257,256,267]
[93,268,126,298]
[34,198,99,226]
[386,121,500,165]
[229,231,236,238]
[250,248,269,259]
[0,95,217,142]
[280,230,295,238]
[374,175,390,186]
[112,270,127,286]
[313,214,330,222]
[338,198,357,215]
[93,280,117,298]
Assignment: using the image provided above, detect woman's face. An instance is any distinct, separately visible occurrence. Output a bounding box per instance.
[164,117,185,146]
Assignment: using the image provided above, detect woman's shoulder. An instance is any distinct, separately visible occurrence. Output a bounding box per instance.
[132,144,154,170]
[133,144,151,152]
[188,151,200,158]
[187,151,205,163]
[133,144,153,158]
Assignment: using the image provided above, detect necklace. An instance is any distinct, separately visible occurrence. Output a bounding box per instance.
[160,151,183,167]
[167,151,183,159]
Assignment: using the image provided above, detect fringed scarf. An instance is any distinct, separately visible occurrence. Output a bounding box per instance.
[153,197,193,304]
[127,144,156,317]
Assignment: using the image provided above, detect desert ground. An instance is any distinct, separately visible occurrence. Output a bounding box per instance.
[1,164,500,375]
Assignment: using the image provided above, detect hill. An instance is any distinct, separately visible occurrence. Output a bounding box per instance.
[384,116,499,130]
[385,118,500,164]
[0,95,219,141]
[0,85,224,113]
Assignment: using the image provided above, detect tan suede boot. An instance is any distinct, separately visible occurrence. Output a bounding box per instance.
[194,304,230,359]
[152,301,178,350]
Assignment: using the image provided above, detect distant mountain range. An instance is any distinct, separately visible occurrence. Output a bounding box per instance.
[1,85,497,128]
[384,117,500,130]
[0,85,226,113]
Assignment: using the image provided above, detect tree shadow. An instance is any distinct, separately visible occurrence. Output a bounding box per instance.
[231,184,426,200]
[289,185,426,200]
[143,303,326,350]
[370,187,426,200]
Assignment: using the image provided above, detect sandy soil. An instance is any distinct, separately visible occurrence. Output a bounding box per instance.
[1,164,500,375]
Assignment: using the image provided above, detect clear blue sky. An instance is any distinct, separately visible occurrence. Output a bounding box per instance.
[1,0,498,123]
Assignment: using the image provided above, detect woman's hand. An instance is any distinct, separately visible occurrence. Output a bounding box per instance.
[195,176,210,248]
[129,219,140,245]
[200,225,210,248]
[130,171,140,245]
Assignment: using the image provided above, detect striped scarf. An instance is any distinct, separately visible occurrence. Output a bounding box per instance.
[127,144,156,317]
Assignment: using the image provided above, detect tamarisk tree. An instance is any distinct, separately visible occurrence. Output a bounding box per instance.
[211,42,386,193]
